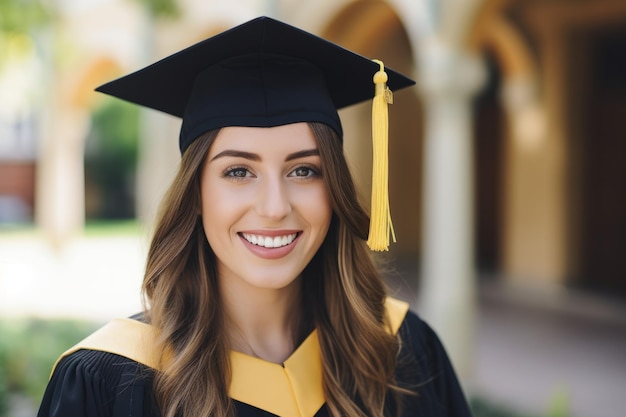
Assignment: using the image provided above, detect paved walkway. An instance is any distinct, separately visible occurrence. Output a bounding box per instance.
[389,261,626,417]
[474,285,626,417]
[1,233,624,417]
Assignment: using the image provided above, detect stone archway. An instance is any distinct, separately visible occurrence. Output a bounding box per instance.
[467,2,569,286]
[36,56,122,246]
[466,0,626,296]
[320,1,422,258]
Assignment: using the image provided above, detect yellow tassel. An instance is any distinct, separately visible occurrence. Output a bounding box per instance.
[367,59,396,251]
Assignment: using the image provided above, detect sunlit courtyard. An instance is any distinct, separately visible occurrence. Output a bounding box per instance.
[0,227,146,321]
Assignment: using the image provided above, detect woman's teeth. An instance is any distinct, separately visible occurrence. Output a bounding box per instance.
[242,233,297,248]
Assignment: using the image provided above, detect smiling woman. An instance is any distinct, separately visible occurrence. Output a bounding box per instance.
[37,16,472,417]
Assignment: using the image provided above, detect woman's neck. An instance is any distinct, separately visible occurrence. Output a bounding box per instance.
[220,277,303,363]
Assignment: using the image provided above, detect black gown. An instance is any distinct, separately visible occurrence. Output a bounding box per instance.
[37,310,473,417]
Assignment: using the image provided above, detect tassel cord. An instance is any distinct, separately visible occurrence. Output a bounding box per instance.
[367,60,396,251]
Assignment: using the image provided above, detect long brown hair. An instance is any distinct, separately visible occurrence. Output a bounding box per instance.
[142,123,404,417]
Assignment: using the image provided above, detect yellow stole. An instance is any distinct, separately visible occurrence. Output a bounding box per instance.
[54,297,409,417]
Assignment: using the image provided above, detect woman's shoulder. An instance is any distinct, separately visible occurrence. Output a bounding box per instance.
[50,314,157,397]
[55,348,153,380]
[385,298,437,345]
[38,349,156,417]
[396,309,453,371]
[51,349,155,396]
[399,309,437,342]
[394,309,474,417]
[37,312,160,417]
[51,314,161,374]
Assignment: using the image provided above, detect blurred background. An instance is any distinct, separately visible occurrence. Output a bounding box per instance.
[1,0,625,416]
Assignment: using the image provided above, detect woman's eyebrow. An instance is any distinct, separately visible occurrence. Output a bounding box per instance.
[210,150,260,162]
[210,148,319,162]
[285,149,319,161]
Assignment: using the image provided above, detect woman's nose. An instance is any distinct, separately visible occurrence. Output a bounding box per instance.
[255,176,292,220]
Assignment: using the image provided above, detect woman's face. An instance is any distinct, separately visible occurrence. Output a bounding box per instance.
[200,122,332,291]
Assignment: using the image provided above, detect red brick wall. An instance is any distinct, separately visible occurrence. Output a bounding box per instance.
[0,162,36,209]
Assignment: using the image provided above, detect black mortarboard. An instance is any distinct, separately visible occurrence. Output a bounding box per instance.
[95,16,414,152]
[96,16,415,251]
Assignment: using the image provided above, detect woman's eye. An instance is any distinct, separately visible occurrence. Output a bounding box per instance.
[224,167,250,178]
[290,165,320,178]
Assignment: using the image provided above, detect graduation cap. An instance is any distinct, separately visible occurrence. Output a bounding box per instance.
[96,16,415,251]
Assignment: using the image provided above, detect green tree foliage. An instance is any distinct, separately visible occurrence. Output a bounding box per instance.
[0,0,51,34]
[85,98,140,219]
[0,0,53,72]
[132,0,179,18]
[0,318,99,416]
[470,396,571,417]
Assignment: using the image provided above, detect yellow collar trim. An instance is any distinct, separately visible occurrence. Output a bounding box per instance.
[229,330,323,416]
[55,297,409,417]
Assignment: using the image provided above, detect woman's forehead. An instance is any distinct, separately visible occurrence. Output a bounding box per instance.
[209,123,318,156]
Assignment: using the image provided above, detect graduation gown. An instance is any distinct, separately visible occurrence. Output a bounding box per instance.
[37,298,472,417]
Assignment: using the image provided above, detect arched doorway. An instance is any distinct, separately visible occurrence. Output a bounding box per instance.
[467,4,540,280]
[473,52,505,275]
[573,24,626,297]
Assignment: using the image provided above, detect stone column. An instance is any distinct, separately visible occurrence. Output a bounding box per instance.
[35,33,91,250]
[500,74,569,287]
[135,110,180,228]
[499,25,568,287]
[36,105,89,247]
[416,40,485,379]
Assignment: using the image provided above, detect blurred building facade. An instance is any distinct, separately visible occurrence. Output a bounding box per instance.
[2,0,626,381]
